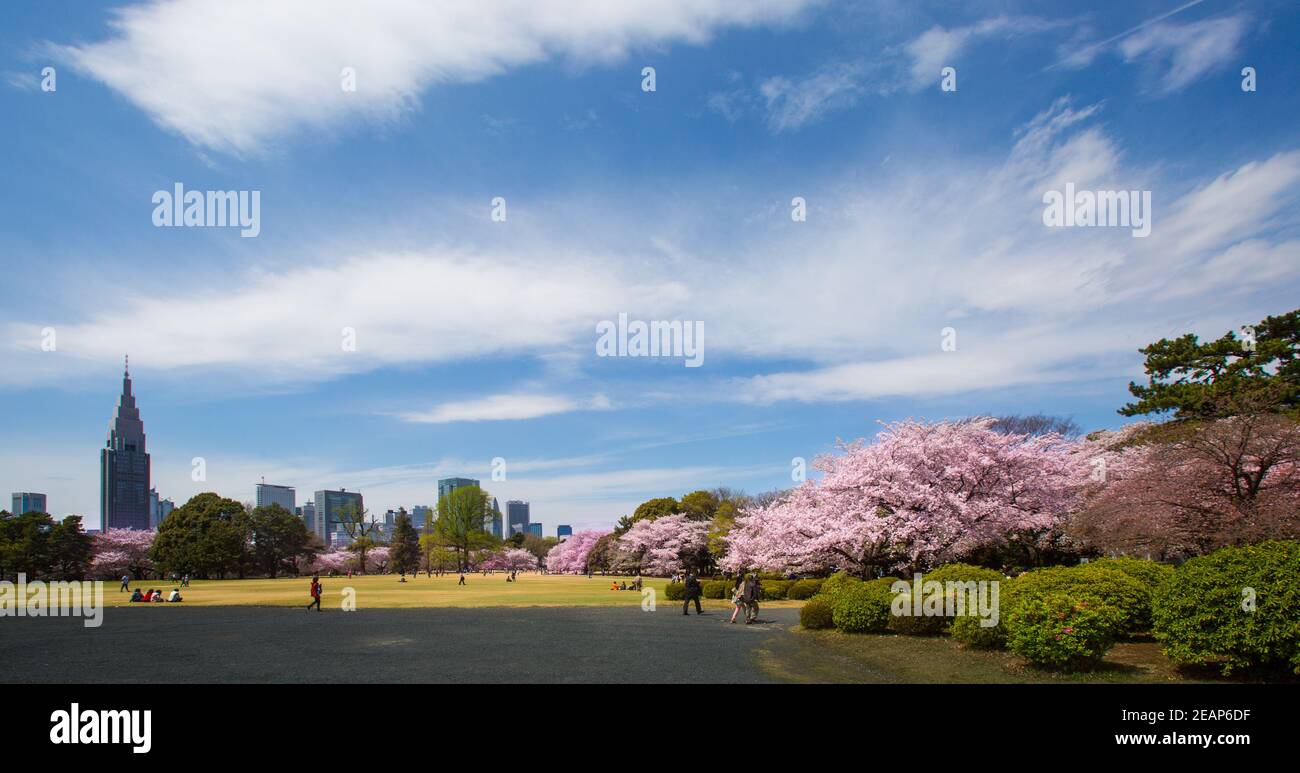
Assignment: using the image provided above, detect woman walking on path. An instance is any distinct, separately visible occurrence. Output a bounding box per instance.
[306,574,322,612]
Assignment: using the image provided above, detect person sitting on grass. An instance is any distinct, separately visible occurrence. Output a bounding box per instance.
[152,589,165,602]
[142,589,155,602]
[130,588,143,602]
[610,581,619,591]
[167,588,182,602]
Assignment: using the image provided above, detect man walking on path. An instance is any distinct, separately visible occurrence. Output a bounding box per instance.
[458,573,466,586]
[743,573,762,624]
[307,574,322,612]
[682,571,703,615]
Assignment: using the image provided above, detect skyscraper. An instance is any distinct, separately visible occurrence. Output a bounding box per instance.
[313,489,363,547]
[506,500,530,536]
[437,477,479,502]
[297,500,316,533]
[147,488,174,529]
[256,482,296,511]
[100,358,151,531]
[526,522,542,538]
[557,524,572,540]
[10,492,47,515]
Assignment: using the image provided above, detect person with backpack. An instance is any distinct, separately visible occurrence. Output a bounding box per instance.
[743,573,762,624]
[307,574,322,612]
[682,571,703,615]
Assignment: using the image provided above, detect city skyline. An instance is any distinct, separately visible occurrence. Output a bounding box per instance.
[3,1,1299,532]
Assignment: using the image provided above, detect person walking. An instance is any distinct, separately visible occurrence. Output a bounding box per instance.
[306,574,322,612]
[682,571,703,616]
[120,574,130,593]
[744,573,762,624]
[729,575,746,624]
[457,573,466,586]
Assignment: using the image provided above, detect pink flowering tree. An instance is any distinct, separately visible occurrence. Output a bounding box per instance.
[306,550,353,576]
[90,529,156,580]
[502,547,538,572]
[618,514,711,576]
[367,546,391,573]
[477,550,509,571]
[723,419,1090,576]
[545,530,611,574]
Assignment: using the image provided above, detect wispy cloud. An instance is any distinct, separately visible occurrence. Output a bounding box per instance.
[53,0,816,155]
[1118,15,1248,93]
[397,393,609,424]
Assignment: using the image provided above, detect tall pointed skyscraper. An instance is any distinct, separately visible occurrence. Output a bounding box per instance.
[100,356,151,530]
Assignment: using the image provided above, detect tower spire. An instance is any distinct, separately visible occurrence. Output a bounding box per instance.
[124,354,130,378]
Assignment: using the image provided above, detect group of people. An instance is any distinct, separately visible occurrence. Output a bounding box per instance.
[130,588,182,603]
[680,572,763,623]
[609,576,644,591]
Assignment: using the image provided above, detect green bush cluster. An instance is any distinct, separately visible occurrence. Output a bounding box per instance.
[1090,556,1175,593]
[702,580,731,599]
[1004,592,1123,669]
[787,578,825,600]
[761,579,793,600]
[1152,541,1300,677]
[800,595,835,629]
[1009,565,1150,635]
[830,578,896,633]
[888,564,1004,636]
[664,582,685,601]
[819,571,862,603]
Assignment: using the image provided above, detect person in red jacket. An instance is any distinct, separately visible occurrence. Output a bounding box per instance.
[307,574,322,612]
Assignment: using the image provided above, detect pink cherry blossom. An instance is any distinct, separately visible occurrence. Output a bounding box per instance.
[544,530,611,574]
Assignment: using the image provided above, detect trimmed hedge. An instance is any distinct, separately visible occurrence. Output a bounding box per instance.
[820,571,862,603]
[888,563,1004,636]
[831,578,896,633]
[665,582,685,601]
[1090,556,1175,593]
[800,595,835,629]
[1008,565,1150,636]
[761,579,793,600]
[702,580,731,600]
[1005,592,1123,670]
[1152,540,1300,677]
[787,578,825,600]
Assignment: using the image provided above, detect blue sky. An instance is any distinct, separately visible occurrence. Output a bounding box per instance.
[2,0,1298,531]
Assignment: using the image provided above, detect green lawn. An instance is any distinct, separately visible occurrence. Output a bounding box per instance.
[112,573,802,609]
[756,628,1210,683]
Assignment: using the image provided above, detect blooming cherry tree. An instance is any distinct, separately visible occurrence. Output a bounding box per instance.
[723,419,1090,576]
[618,514,710,575]
[89,529,156,579]
[544,530,611,574]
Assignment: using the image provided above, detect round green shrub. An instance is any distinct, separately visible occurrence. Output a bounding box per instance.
[800,595,835,629]
[1090,557,1175,593]
[820,571,862,603]
[831,578,895,633]
[761,579,792,600]
[701,580,730,599]
[787,578,825,600]
[664,582,685,601]
[1010,565,1150,635]
[1005,592,1123,669]
[888,564,1005,636]
[951,610,1008,649]
[1152,540,1300,677]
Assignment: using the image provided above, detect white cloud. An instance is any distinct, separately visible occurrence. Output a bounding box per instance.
[55,0,815,155]
[759,61,868,131]
[904,16,1061,90]
[397,393,608,424]
[1119,15,1248,93]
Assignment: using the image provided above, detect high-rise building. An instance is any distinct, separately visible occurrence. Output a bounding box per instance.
[506,500,530,536]
[557,524,573,540]
[100,358,151,531]
[313,489,364,547]
[488,497,503,537]
[412,505,432,530]
[526,522,542,538]
[437,477,479,502]
[10,492,47,515]
[297,500,316,534]
[256,482,296,512]
[147,488,174,529]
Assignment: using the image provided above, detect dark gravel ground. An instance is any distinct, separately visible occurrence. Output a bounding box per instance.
[0,605,803,684]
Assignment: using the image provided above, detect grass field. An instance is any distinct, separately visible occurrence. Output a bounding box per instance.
[111,573,802,609]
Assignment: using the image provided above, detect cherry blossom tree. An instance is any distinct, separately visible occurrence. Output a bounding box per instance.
[1072,414,1300,559]
[306,550,353,575]
[90,529,156,580]
[618,514,711,575]
[544,530,611,574]
[722,419,1090,576]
